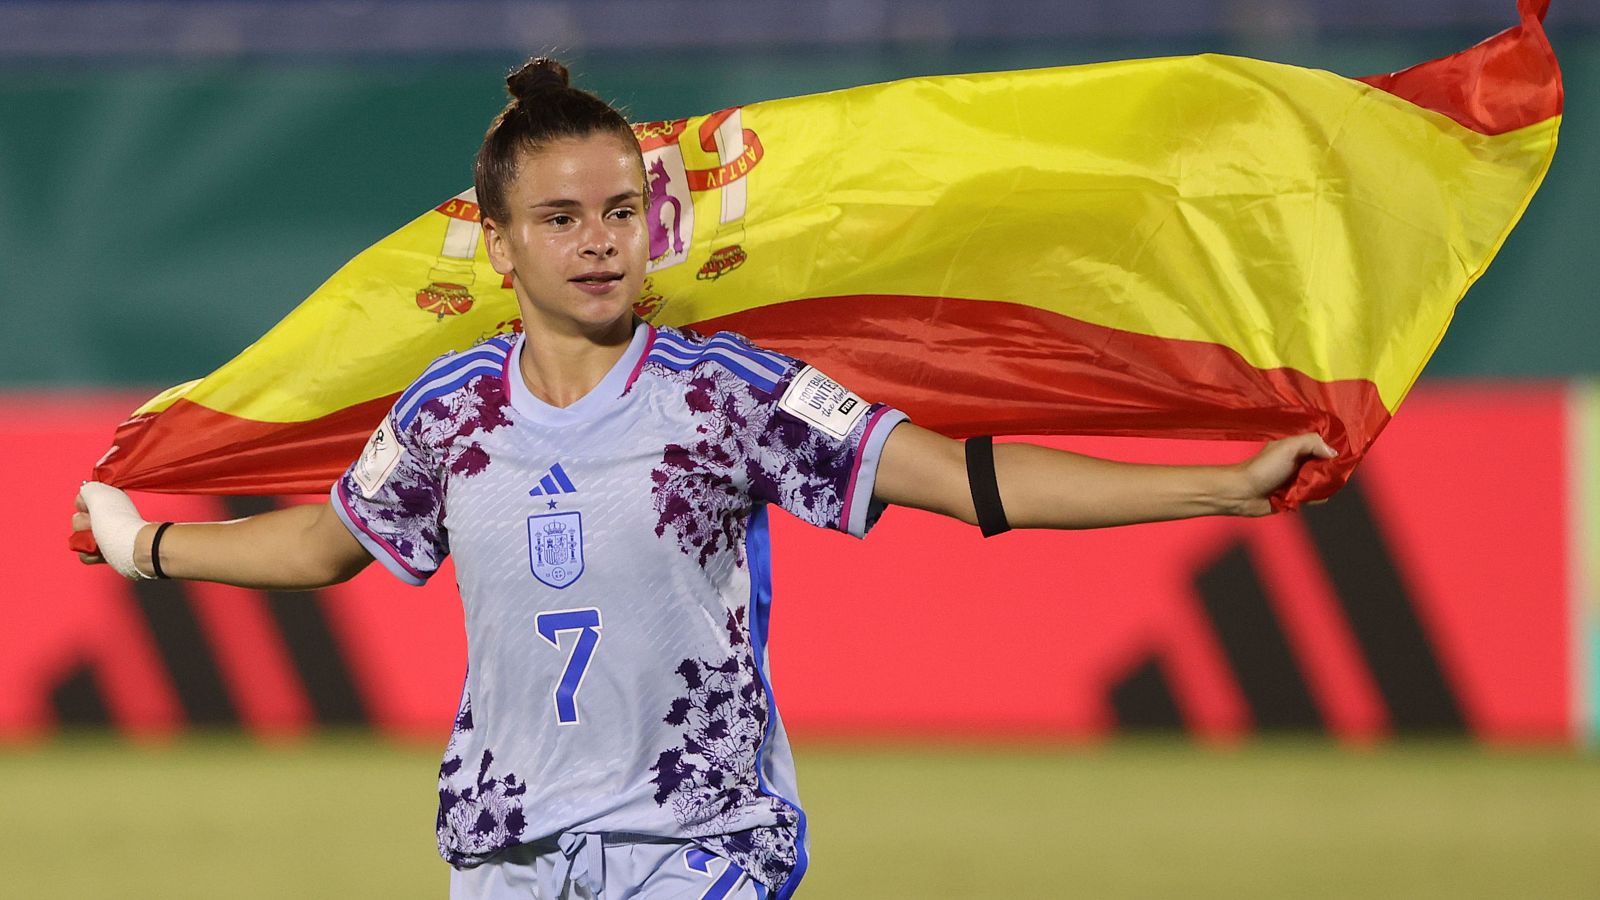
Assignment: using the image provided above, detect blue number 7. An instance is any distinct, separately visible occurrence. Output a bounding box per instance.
[535,608,603,725]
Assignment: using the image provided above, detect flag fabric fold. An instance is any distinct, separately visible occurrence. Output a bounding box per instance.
[85,2,1561,521]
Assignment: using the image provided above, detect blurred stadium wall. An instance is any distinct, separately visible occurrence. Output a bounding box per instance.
[1,1,1596,746]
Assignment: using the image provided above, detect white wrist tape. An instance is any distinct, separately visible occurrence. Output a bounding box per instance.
[79,482,154,580]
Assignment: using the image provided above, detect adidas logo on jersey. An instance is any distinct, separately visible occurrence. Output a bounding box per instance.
[528,462,579,497]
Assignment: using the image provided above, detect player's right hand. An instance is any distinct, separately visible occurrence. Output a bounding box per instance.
[71,489,105,565]
[75,482,154,579]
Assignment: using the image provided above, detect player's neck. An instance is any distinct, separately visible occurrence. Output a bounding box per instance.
[517,317,638,409]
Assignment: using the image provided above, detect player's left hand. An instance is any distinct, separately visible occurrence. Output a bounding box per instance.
[1232,433,1338,516]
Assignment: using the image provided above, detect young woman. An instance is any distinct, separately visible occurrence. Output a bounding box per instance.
[75,58,1335,900]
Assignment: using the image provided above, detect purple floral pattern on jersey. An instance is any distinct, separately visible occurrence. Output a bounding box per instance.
[435,693,530,866]
[339,342,515,576]
[647,331,867,567]
[340,465,437,565]
[650,371,751,567]
[413,366,514,481]
[649,608,798,889]
[696,827,798,894]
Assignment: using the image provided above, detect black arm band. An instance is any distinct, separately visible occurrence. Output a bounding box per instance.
[150,521,175,580]
[964,436,1011,538]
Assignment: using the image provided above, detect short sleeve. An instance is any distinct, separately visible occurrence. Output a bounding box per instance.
[330,410,448,585]
[745,360,908,538]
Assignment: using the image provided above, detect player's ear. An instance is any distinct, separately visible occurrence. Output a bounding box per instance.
[482,216,515,277]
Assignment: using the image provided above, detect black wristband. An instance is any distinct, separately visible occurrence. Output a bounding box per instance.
[964,436,1011,538]
[149,521,175,580]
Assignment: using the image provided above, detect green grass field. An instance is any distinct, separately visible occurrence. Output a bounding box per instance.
[2,736,1595,898]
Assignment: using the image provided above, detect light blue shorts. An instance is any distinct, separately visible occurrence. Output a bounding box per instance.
[449,833,769,899]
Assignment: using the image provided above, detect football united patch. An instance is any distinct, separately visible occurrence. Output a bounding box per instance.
[778,365,868,440]
[528,511,584,589]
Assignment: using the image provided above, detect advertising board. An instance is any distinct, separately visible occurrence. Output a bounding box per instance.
[0,384,1580,743]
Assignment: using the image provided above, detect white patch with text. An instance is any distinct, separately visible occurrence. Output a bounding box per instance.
[778,365,868,440]
[353,417,403,498]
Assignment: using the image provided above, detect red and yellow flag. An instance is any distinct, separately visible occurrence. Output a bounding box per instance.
[87,1,1561,511]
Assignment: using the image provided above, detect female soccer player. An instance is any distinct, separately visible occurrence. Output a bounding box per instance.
[75,58,1335,900]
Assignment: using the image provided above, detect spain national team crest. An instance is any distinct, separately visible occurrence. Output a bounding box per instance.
[528,512,584,589]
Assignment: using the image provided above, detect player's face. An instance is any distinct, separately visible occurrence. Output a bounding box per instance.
[484,133,648,338]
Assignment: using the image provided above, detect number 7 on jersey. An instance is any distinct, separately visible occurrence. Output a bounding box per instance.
[535,608,603,725]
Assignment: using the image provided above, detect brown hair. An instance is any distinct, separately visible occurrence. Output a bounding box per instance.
[473,58,640,223]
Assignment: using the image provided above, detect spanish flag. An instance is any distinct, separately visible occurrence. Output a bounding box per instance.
[86,1,1561,511]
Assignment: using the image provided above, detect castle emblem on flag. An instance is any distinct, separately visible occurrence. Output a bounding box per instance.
[528,512,585,589]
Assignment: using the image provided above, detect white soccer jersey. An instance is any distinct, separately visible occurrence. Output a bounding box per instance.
[331,323,907,897]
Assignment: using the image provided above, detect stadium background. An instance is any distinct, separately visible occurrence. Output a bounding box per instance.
[2,1,1596,897]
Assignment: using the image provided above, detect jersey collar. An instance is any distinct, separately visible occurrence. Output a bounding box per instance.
[503,323,654,427]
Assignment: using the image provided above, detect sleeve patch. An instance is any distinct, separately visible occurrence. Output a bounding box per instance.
[352,417,404,498]
[778,365,869,440]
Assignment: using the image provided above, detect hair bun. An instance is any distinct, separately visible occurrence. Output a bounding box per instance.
[506,58,571,101]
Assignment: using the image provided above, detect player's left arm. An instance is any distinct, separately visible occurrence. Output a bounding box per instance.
[872,423,1336,529]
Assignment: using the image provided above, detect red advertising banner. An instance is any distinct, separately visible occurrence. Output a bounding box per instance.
[0,384,1575,743]
[770,385,1573,743]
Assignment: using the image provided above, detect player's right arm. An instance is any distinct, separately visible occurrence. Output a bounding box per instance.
[73,483,371,590]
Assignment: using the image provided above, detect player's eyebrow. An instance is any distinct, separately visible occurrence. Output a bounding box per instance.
[530,191,643,210]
